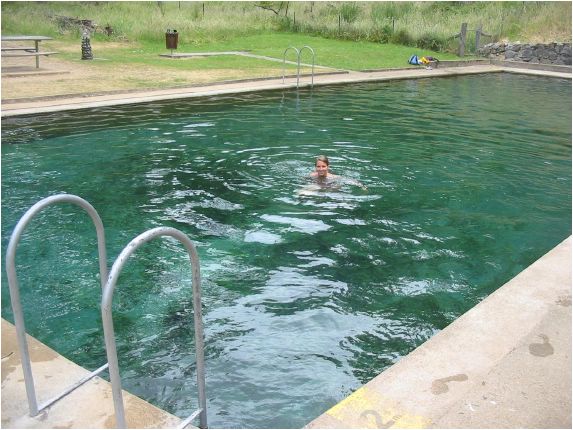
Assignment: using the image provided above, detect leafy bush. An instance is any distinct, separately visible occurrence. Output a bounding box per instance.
[373,24,394,44]
[390,29,414,47]
[416,33,445,51]
[275,15,292,32]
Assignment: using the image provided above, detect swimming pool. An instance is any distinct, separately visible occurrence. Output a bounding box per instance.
[2,73,571,428]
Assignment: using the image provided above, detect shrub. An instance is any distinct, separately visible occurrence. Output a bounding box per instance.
[390,29,414,47]
[339,2,360,24]
[375,24,394,44]
[416,33,444,51]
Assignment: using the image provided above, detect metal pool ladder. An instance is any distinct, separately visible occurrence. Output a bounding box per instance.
[5,194,109,416]
[5,194,208,429]
[102,226,207,429]
[282,45,315,88]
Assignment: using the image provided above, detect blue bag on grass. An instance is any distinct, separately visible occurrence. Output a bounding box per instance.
[408,55,419,65]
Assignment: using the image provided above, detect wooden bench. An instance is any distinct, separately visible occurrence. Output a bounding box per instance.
[1,35,56,69]
[2,46,38,51]
[2,51,59,57]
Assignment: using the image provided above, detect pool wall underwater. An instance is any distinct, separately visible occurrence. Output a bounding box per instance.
[2,65,570,428]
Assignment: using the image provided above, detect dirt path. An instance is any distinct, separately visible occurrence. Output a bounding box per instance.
[1,41,313,101]
[2,55,290,100]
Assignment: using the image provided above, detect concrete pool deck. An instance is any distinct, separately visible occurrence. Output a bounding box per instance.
[1,62,571,117]
[1,319,184,429]
[2,63,571,428]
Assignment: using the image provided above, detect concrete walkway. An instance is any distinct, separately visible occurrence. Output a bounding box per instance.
[2,63,570,118]
[159,51,334,69]
[1,319,183,428]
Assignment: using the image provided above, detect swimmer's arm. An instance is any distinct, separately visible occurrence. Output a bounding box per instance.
[346,177,368,190]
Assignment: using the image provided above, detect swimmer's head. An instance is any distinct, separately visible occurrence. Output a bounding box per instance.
[315,155,329,177]
[315,155,329,166]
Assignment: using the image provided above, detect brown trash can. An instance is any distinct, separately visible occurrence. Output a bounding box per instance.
[166,30,178,50]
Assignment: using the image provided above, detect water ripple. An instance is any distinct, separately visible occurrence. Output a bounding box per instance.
[1,73,570,429]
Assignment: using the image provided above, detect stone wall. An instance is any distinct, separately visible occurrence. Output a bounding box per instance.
[478,42,571,65]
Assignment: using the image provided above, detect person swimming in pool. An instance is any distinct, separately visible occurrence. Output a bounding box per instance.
[310,154,338,182]
[309,155,367,190]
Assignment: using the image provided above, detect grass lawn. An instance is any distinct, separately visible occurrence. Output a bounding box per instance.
[197,33,461,69]
[3,31,469,99]
[56,32,462,73]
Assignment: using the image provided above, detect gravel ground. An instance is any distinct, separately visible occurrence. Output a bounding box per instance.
[1,41,300,101]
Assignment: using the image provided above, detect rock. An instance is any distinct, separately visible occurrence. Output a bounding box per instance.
[520,48,534,61]
[484,41,571,65]
[505,50,517,59]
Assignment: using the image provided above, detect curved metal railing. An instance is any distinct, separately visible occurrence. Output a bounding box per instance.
[300,45,315,87]
[101,227,207,429]
[282,45,315,88]
[5,194,109,416]
[282,46,300,87]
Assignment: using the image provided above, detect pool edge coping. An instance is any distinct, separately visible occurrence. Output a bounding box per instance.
[1,64,570,118]
[1,318,188,429]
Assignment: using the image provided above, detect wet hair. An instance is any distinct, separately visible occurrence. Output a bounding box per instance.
[315,155,329,166]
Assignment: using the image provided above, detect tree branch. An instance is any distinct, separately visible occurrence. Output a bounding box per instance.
[255,3,281,15]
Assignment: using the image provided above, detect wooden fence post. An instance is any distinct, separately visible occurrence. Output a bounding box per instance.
[475,24,482,53]
[458,22,467,57]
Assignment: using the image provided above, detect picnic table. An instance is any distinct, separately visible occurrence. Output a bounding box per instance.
[1,35,58,69]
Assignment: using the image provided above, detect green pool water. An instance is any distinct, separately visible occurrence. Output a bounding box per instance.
[2,73,571,428]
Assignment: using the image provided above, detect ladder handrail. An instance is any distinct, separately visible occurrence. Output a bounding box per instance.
[282,46,300,87]
[300,45,315,87]
[101,226,207,429]
[282,46,315,88]
[5,194,109,416]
